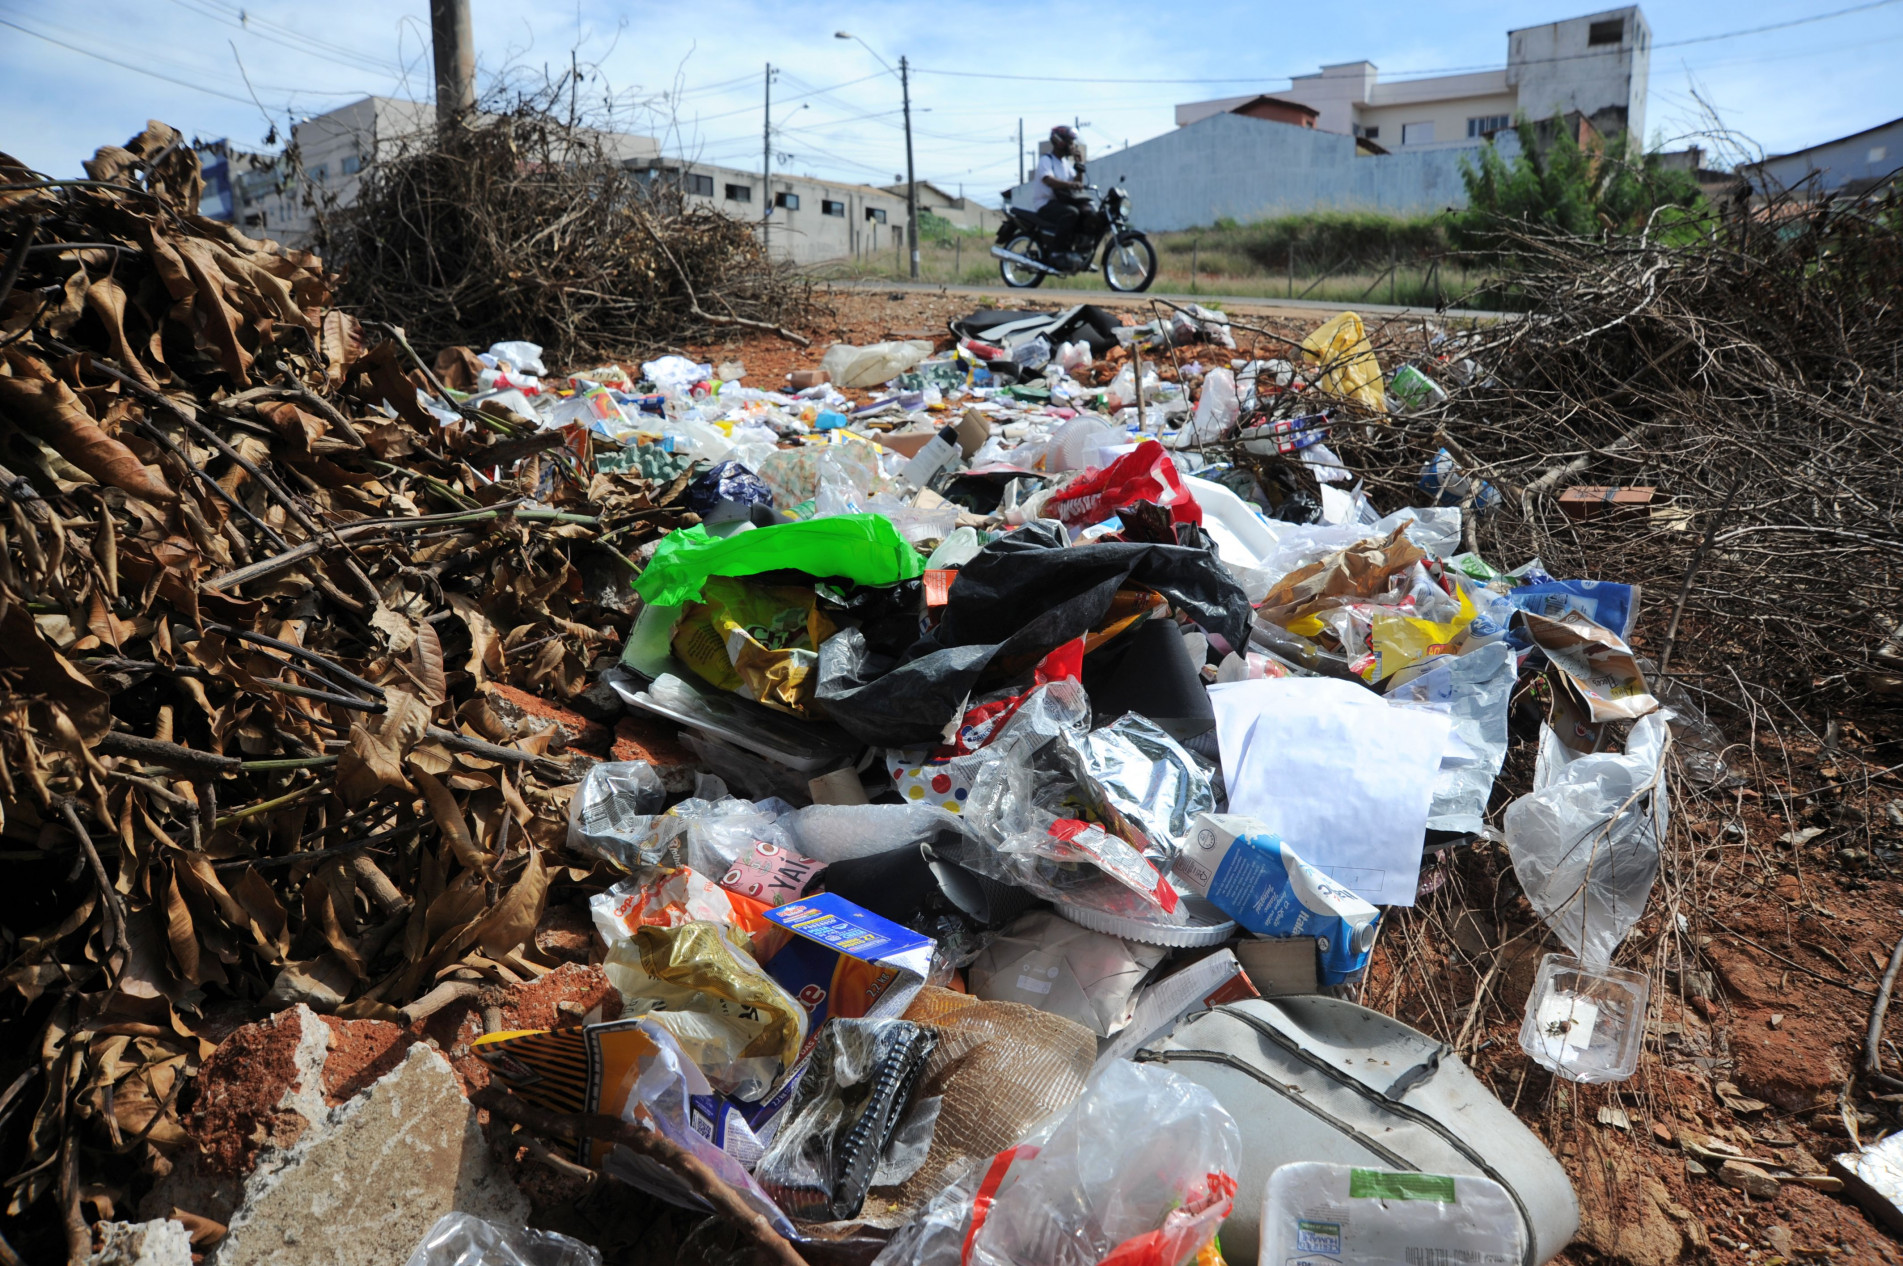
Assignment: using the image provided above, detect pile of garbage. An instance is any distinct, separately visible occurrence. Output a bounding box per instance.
[15,122,1900,1266]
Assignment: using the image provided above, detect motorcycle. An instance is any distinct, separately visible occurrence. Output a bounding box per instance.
[991,180,1157,292]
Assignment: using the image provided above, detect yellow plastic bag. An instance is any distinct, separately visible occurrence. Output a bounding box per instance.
[1300,311,1385,415]
[602,921,809,1101]
[1366,584,1477,682]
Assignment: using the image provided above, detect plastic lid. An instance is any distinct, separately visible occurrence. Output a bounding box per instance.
[1056,895,1236,948]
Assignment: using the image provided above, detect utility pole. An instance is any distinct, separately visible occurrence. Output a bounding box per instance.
[1017,117,1024,184]
[429,0,475,128]
[901,56,919,280]
[762,63,773,258]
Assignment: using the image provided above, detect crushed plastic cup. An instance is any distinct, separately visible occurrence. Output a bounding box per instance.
[404,1212,600,1266]
[1518,952,1649,1084]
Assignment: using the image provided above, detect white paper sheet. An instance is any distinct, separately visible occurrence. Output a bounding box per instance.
[1207,678,1452,906]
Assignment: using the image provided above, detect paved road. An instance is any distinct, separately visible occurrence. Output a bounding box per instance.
[818,277,1505,323]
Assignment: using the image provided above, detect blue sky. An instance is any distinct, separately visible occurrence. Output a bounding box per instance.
[3,0,1900,202]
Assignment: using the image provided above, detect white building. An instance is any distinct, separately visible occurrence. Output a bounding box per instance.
[635,162,911,266]
[877,181,1004,234]
[196,96,913,266]
[1176,6,1650,152]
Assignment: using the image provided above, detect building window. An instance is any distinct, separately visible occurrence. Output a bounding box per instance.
[822,199,845,217]
[1362,125,1378,140]
[340,155,361,175]
[866,207,887,224]
[1467,115,1511,138]
[310,164,327,183]
[1401,121,1434,146]
[775,191,799,210]
[724,183,751,202]
[1588,18,1623,45]
[1872,146,1889,164]
[685,173,714,197]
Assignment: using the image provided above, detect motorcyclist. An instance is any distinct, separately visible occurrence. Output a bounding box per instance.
[1029,125,1087,252]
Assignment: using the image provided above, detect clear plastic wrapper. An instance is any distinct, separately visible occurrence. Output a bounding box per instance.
[673,796,799,880]
[1385,641,1516,836]
[404,1212,600,1266]
[1175,366,1239,447]
[994,819,1179,916]
[870,1060,1239,1266]
[924,526,984,570]
[755,1019,941,1221]
[1046,712,1215,870]
[603,922,809,1101]
[888,678,1091,818]
[1504,710,1670,970]
[566,761,666,867]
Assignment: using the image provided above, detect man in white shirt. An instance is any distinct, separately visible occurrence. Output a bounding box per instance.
[1029,125,1086,247]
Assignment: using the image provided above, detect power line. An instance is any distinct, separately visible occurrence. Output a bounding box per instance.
[0,14,300,109]
[159,0,407,78]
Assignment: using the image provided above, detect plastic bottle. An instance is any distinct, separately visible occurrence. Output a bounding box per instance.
[1010,336,1052,372]
[901,425,962,488]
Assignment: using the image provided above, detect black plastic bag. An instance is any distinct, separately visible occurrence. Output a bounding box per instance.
[817,523,1249,747]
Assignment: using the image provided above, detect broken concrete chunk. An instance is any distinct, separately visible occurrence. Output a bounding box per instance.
[87,1218,195,1266]
[210,1043,525,1266]
[1716,1159,1780,1199]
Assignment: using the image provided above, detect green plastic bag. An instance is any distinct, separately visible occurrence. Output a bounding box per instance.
[633,514,925,606]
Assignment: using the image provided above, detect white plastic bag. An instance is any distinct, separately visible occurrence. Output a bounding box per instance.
[821,340,935,389]
[870,1059,1240,1266]
[1504,710,1671,968]
[641,355,711,396]
[1174,367,1239,447]
[485,340,547,377]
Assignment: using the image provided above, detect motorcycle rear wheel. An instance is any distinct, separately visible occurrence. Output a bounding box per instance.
[999,235,1046,289]
[1103,233,1157,293]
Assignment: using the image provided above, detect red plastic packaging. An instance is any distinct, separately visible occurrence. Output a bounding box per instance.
[1046,440,1202,530]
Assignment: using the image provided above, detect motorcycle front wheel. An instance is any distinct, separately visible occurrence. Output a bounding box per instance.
[998,235,1046,289]
[1102,233,1157,293]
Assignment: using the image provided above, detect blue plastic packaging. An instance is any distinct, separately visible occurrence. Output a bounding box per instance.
[1176,814,1381,984]
[1505,579,1638,639]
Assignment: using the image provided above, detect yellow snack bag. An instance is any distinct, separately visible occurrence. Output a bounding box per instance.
[602,921,809,1102]
[1366,584,1476,682]
[671,576,837,716]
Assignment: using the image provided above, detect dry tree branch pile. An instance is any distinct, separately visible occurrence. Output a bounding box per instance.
[1282,190,1903,717]
[0,124,708,1262]
[324,95,818,364]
